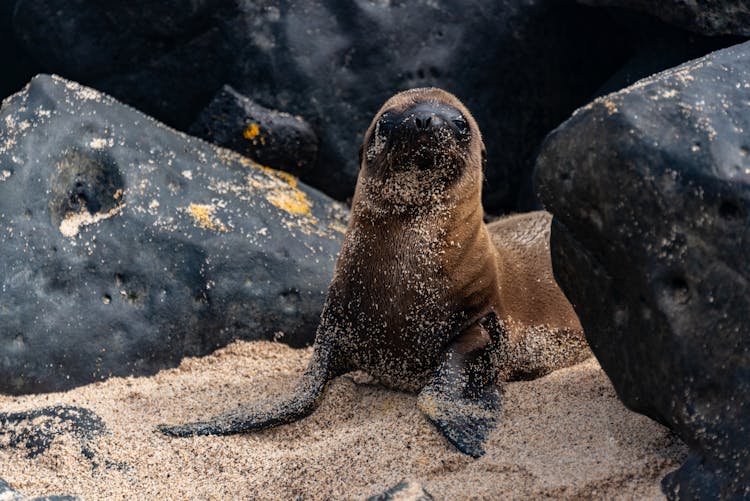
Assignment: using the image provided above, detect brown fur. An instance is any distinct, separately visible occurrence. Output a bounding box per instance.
[159,88,589,456]
[324,87,587,389]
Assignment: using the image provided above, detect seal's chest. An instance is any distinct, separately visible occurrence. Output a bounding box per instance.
[348,229,450,313]
[332,228,457,384]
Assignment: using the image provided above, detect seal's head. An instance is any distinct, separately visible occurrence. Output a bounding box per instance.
[359,88,485,208]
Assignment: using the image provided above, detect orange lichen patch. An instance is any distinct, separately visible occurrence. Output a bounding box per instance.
[258,165,298,187]
[243,123,261,140]
[188,203,227,232]
[213,147,320,226]
[266,188,314,217]
[250,165,315,218]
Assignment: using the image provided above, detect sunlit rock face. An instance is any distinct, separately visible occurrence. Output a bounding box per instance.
[0,74,348,394]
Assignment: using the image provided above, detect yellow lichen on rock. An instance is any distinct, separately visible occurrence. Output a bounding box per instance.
[251,165,315,218]
[243,123,260,140]
[188,203,227,232]
[212,147,324,230]
[259,165,297,187]
[266,188,314,217]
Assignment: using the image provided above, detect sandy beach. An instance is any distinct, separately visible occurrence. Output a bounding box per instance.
[0,340,686,500]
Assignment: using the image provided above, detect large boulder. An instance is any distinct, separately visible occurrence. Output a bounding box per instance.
[11,0,633,212]
[535,42,750,499]
[0,74,347,395]
[578,0,750,37]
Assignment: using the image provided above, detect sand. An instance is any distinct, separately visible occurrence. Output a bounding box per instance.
[0,341,686,500]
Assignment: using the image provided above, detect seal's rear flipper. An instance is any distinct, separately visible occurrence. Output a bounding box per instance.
[417,370,501,458]
[158,343,339,437]
[417,317,503,458]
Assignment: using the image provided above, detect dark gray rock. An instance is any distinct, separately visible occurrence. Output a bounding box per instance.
[0,0,38,99]
[188,85,318,177]
[366,480,434,501]
[11,0,633,212]
[0,405,104,463]
[535,42,750,500]
[0,405,120,498]
[578,0,750,37]
[0,74,348,395]
[592,12,745,98]
[12,0,228,80]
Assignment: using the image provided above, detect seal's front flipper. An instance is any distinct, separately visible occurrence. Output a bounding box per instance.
[158,343,340,437]
[417,316,503,458]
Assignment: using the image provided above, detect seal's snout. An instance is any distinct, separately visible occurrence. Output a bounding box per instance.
[402,103,446,134]
[364,90,478,177]
[414,113,432,131]
[412,109,441,132]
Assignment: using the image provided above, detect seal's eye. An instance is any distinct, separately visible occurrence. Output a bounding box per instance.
[377,112,395,137]
[452,116,469,134]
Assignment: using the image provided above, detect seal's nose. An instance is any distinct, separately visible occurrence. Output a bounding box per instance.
[414,112,433,131]
[406,104,445,133]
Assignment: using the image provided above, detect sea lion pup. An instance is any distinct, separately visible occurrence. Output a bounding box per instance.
[159,88,588,457]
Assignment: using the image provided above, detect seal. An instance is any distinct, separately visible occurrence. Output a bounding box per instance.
[158,88,589,457]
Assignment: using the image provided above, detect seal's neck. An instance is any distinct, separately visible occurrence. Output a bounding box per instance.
[346,168,488,263]
[326,168,499,339]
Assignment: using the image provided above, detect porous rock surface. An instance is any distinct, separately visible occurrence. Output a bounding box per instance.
[578,0,750,37]
[0,74,347,395]
[10,0,631,212]
[188,85,318,177]
[535,41,750,499]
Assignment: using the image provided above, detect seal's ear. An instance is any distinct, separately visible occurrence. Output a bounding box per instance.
[481,147,487,170]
